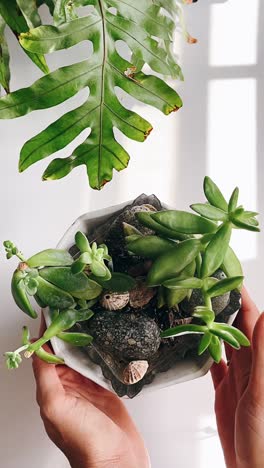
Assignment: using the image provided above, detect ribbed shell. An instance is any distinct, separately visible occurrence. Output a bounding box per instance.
[100,292,130,311]
[123,360,149,385]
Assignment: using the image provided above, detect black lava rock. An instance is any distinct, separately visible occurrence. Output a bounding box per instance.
[87,311,161,360]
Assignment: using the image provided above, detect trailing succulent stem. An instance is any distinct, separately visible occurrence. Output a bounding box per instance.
[4,177,260,368]
[0,1,196,189]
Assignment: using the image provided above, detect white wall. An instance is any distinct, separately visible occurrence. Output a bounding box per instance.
[0,1,263,467]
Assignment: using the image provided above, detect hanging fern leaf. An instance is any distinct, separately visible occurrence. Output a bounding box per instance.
[0,14,10,94]
[0,1,193,189]
[0,0,49,74]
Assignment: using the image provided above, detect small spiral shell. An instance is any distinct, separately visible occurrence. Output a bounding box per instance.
[123,360,149,385]
[100,292,130,311]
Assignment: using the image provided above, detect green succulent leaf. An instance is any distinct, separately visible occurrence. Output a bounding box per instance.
[39,266,102,299]
[24,276,39,296]
[27,249,73,267]
[210,328,240,349]
[57,332,93,346]
[75,231,91,253]
[127,235,175,259]
[190,203,228,222]
[136,211,189,240]
[35,347,65,364]
[206,276,244,298]
[0,0,49,74]
[152,210,217,234]
[71,259,86,274]
[231,217,260,232]
[94,272,136,292]
[212,323,250,347]
[164,260,196,307]
[228,187,239,213]
[163,277,203,290]
[201,223,232,278]
[208,335,222,363]
[203,176,228,212]
[90,259,108,277]
[35,276,75,309]
[161,323,207,339]
[123,222,143,237]
[0,2,183,190]
[0,14,10,93]
[198,332,212,355]
[192,306,215,325]
[5,351,23,369]
[147,238,201,286]
[221,246,243,290]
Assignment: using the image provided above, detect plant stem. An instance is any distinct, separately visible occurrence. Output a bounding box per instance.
[204,293,212,310]
[28,337,47,352]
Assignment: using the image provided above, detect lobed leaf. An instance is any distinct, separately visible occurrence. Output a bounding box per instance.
[0,1,184,189]
[0,0,49,74]
[0,15,10,93]
[16,0,42,29]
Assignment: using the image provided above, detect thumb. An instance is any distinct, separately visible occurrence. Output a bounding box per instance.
[248,312,264,403]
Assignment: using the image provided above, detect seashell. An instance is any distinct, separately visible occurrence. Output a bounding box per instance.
[123,360,149,385]
[129,282,156,308]
[100,292,129,311]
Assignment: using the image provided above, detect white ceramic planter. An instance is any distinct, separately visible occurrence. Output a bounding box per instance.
[44,201,239,396]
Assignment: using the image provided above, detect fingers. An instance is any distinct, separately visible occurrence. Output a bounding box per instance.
[234,287,259,341]
[32,343,65,407]
[248,312,264,403]
[210,360,228,389]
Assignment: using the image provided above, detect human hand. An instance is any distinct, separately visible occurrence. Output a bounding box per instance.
[32,317,150,468]
[211,288,264,468]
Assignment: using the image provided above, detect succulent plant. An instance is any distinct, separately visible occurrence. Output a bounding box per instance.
[4,177,260,374]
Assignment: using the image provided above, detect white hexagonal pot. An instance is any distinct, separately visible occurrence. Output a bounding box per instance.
[44,200,239,397]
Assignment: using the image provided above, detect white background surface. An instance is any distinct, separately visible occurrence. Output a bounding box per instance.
[0,1,263,467]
